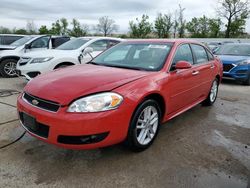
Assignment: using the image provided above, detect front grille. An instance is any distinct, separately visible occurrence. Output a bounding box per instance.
[23,92,60,112]
[19,112,49,138]
[223,64,235,72]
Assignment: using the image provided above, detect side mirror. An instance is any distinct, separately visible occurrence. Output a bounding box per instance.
[82,47,93,55]
[24,43,31,49]
[175,61,192,69]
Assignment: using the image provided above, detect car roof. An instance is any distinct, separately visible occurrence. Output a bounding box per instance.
[123,39,199,44]
[80,36,123,41]
[0,34,25,37]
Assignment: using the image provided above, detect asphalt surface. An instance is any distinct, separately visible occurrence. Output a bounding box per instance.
[0,77,249,188]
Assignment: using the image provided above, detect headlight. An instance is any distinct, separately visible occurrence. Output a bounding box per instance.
[238,60,250,65]
[30,57,53,64]
[67,92,123,113]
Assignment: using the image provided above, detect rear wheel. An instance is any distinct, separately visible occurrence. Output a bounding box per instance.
[242,75,250,86]
[126,99,161,152]
[0,59,18,78]
[202,78,219,106]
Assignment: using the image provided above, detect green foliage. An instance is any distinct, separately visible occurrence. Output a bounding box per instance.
[0,27,12,34]
[69,18,88,37]
[155,13,173,38]
[129,15,153,38]
[186,16,222,38]
[13,28,28,34]
[39,25,50,34]
[217,0,249,38]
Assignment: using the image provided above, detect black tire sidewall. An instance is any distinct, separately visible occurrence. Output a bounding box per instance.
[127,99,161,151]
[0,59,18,78]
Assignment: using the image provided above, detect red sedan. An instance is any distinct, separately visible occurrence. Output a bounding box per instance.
[17,40,223,151]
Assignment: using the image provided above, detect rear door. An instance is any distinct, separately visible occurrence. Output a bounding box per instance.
[166,43,199,114]
[190,44,214,98]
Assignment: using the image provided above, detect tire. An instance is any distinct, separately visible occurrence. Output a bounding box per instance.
[242,75,250,86]
[202,78,219,106]
[125,99,161,152]
[0,59,18,78]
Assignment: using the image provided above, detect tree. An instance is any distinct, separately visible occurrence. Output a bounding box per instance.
[177,4,186,38]
[26,20,37,34]
[155,13,173,38]
[209,18,222,37]
[0,27,12,34]
[217,0,249,38]
[95,16,118,36]
[129,14,153,38]
[69,18,88,37]
[186,16,222,38]
[39,25,50,34]
[13,28,28,34]
[173,10,179,38]
[60,18,69,35]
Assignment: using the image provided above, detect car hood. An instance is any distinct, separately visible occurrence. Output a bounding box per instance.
[23,49,76,58]
[24,64,151,105]
[0,45,16,51]
[217,55,250,64]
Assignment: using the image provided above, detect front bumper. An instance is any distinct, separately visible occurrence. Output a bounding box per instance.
[223,64,250,82]
[16,61,53,80]
[17,95,132,150]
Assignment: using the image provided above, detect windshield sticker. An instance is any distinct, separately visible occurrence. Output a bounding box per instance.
[148,45,167,49]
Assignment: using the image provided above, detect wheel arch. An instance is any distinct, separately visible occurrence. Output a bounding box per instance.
[0,56,20,63]
[54,62,75,69]
[136,92,166,122]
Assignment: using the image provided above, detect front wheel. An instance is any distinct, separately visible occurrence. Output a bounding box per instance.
[202,78,219,106]
[126,99,161,152]
[0,59,18,78]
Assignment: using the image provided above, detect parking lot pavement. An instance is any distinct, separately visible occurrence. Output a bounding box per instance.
[0,78,249,188]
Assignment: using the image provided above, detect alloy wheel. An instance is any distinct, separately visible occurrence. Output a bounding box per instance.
[210,80,218,102]
[3,62,17,76]
[136,105,159,145]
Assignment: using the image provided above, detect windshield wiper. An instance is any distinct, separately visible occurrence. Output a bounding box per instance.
[87,61,102,66]
[102,64,145,71]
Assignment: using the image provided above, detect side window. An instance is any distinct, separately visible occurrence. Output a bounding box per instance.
[191,44,209,64]
[89,40,109,51]
[206,50,214,61]
[4,36,22,45]
[30,36,50,48]
[171,44,194,70]
[52,37,70,48]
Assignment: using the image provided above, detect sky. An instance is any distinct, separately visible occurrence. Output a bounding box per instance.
[0,0,249,33]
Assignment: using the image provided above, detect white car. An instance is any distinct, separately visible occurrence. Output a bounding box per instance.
[16,37,123,80]
[0,35,70,77]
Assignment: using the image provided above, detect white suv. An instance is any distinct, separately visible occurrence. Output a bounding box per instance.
[0,35,70,77]
[16,37,123,80]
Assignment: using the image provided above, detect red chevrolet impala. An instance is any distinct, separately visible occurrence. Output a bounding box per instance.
[17,40,223,151]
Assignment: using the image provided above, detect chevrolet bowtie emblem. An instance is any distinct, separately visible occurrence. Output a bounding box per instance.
[32,99,39,105]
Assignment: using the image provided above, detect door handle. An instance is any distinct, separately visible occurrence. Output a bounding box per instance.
[210,64,215,69]
[192,71,200,76]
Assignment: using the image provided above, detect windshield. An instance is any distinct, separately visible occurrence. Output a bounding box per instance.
[56,38,89,50]
[92,43,173,71]
[10,36,34,47]
[215,44,250,56]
